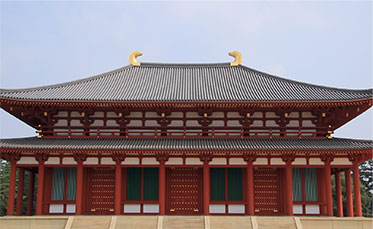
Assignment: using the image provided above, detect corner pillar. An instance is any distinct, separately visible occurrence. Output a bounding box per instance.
[7,156,19,215]
[16,168,25,216]
[157,153,169,215]
[349,154,362,217]
[352,163,362,216]
[344,169,353,217]
[335,172,343,217]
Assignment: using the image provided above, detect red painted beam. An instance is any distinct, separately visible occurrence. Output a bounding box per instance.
[7,162,17,215]
[16,168,25,216]
[345,169,353,217]
[335,172,343,217]
[353,163,362,216]
[27,171,35,216]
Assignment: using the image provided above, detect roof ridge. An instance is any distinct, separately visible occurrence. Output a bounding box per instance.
[139,62,231,68]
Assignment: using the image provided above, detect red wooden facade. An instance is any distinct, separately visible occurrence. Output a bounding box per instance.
[1,52,372,217]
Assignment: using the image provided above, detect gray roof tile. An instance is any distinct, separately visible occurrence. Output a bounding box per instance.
[1,63,371,102]
[1,137,372,152]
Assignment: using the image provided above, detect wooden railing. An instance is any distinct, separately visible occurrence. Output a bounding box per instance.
[40,125,329,139]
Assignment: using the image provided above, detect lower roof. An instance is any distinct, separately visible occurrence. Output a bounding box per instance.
[0,137,372,153]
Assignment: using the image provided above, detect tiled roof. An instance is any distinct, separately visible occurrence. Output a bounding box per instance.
[0,63,371,102]
[1,137,372,152]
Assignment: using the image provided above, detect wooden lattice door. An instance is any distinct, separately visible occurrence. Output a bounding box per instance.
[166,168,202,215]
[86,167,115,215]
[254,168,281,215]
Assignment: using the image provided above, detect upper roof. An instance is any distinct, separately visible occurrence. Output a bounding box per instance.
[1,63,372,102]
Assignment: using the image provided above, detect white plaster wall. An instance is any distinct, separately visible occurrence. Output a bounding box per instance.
[17,157,38,165]
[209,204,225,214]
[309,158,324,165]
[165,158,183,165]
[228,205,245,214]
[293,158,307,165]
[124,204,141,213]
[210,158,227,165]
[293,205,303,214]
[229,158,246,165]
[253,158,268,165]
[62,158,77,165]
[45,157,60,165]
[143,204,159,213]
[122,158,140,165]
[270,158,285,165]
[101,157,115,165]
[331,158,352,165]
[142,158,159,165]
[84,158,99,165]
[185,158,203,165]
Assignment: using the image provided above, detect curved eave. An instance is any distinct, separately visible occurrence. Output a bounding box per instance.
[1,97,372,108]
[1,137,372,158]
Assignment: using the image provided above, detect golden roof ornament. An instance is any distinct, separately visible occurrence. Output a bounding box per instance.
[228,51,242,66]
[129,51,143,66]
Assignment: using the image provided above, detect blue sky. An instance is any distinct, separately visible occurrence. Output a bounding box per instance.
[0,1,372,139]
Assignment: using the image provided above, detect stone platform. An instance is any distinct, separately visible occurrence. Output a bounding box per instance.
[0,215,372,229]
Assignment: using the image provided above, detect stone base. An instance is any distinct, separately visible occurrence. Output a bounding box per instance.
[0,215,372,229]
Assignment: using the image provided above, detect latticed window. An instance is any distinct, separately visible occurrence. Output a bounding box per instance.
[126,168,159,201]
[292,168,318,201]
[210,168,243,201]
[51,168,77,201]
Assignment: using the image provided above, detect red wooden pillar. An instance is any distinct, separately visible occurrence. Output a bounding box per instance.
[203,164,210,215]
[324,164,333,216]
[73,154,86,215]
[345,169,354,217]
[244,154,256,215]
[27,170,35,216]
[282,154,294,216]
[285,164,293,215]
[156,154,168,215]
[16,168,25,216]
[335,172,343,217]
[114,164,122,215]
[352,163,362,217]
[159,164,166,215]
[246,164,254,215]
[7,161,17,215]
[113,154,124,215]
[35,162,45,215]
[318,169,327,215]
[76,162,84,215]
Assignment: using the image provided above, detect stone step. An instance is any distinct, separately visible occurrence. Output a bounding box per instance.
[163,216,205,229]
[256,216,297,229]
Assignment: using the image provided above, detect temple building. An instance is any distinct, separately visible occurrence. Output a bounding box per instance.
[0,51,372,217]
